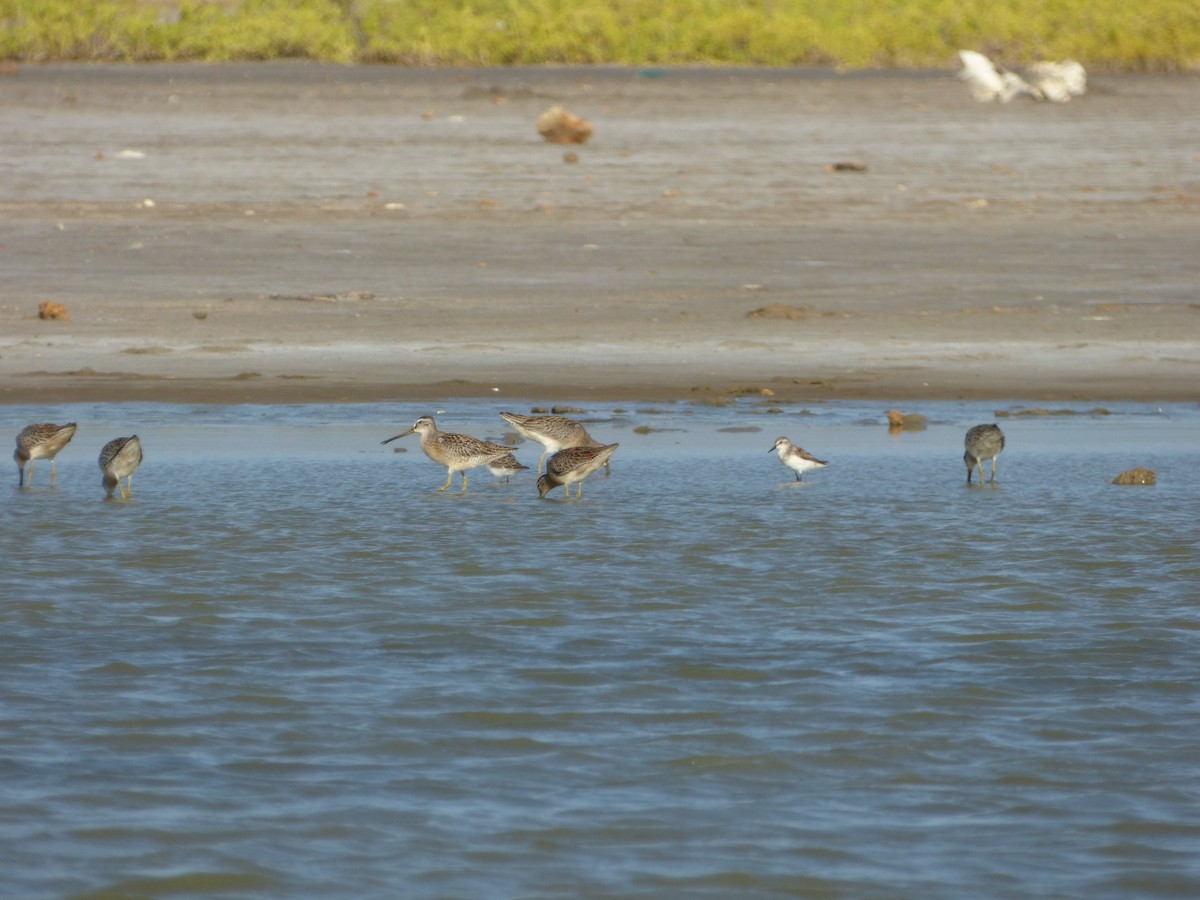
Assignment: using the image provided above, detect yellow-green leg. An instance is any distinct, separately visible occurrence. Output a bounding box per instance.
[438,469,454,491]
[537,449,549,474]
[460,471,469,494]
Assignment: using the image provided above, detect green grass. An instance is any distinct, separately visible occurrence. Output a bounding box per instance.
[2,0,1197,70]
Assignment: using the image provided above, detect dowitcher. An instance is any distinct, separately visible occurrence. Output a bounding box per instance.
[99,435,143,500]
[383,416,517,493]
[487,453,529,483]
[14,422,77,487]
[964,423,1005,484]
[770,437,828,482]
[499,412,598,474]
[537,443,619,500]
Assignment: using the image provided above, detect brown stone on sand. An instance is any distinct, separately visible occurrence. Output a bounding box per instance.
[747,303,811,320]
[38,301,70,320]
[536,105,593,145]
[1112,467,1156,486]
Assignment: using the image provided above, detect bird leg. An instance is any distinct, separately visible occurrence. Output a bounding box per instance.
[990,459,998,483]
[460,472,469,494]
[50,460,57,484]
[537,450,549,474]
[438,470,454,492]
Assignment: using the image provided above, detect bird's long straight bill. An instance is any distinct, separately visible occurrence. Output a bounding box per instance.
[381,428,414,444]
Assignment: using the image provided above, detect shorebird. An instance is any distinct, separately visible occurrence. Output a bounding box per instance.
[770,437,828,482]
[537,443,619,500]
[1026,59,1087,102]
[956,50,1037,102]
[487,453,528,483]
[14,422,77,487]
[499,412,598,474]
[956,50,1086,104]
[99,435,142,500]
[383,416,516,493]
[964,423,1005,485]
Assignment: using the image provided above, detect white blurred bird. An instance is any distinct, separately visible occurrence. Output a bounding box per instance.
[957,50,1086,103]
[957,50,1036,102]
[1027,59,1087,102]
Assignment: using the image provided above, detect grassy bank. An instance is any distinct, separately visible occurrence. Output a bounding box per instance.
[2,0,1198,71]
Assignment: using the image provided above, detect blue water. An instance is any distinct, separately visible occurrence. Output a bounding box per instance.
[2,400,1198,899]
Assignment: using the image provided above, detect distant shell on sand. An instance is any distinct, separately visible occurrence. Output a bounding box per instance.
[747,303,811,320]
[1112,467,1156,486]
[38,301,70,320]
[536,105,593,144]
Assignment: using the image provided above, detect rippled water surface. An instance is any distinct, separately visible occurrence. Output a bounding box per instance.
[2,400,1198,899]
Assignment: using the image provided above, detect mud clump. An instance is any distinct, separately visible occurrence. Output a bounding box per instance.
[1112,467,1156,486]
[887,409,928,428]
[536,106,593,145]
[38,301,70,320]
[747,303,811,320]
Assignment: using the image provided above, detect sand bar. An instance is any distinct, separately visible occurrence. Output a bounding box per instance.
[2,64,1198,404]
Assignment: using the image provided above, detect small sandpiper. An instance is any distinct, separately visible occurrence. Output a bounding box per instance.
[14,422,77,487]
[383,416,517,493]
[770,436,828,482]
[487,453,529,483]
[964,423,1005,484]
[537,443,619,500]
[99,435,143,500]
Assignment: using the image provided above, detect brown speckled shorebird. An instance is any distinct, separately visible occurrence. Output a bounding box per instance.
[964,423,1005,484]
[487,453,529,483]
[770,437,828,482]
[537,443,619,500]
[383,416,517,493]
[99,435,143,500]
[14,422,77,487]
[499,412,600,474]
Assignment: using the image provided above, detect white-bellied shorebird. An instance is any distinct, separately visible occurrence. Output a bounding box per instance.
[487,453,528,483]
[770,437,828,482]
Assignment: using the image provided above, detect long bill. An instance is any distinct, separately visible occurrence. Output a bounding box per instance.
[381,428,415,445]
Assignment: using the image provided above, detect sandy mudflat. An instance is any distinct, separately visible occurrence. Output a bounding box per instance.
[2,63,1198,405]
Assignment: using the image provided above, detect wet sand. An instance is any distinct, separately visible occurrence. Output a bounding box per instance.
[2,63,1197,404]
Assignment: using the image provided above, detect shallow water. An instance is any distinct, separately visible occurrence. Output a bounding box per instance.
[2,400,1198,899]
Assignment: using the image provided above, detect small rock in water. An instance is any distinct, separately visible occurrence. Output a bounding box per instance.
[1112,467,1156,486]
[886,409,927,428]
